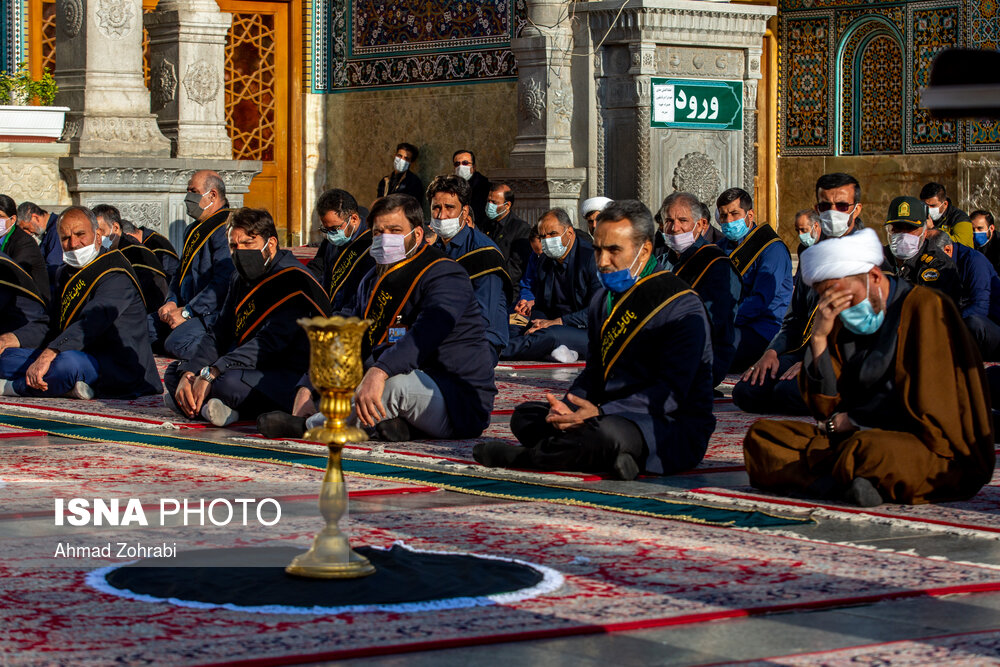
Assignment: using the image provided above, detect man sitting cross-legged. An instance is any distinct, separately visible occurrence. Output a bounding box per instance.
[0,250,50,357]
[258,193,497,442]
[163,208,332,427]
[474,200,716,480]
[0,206,162,399]
[744,228,994,506]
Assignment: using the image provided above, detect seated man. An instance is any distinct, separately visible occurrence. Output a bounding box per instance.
[971,209,1000,272]
[93,204,170,316]
[123,219,180,283]
[156,169,235,359]
[503,208,602,362]
[474,200,715,479]
[260,193,497,442]
[305,188,374,311]
[884,196,961,303]
[714,187,793,373]
[377,142,424,204]
[482,181,532,288]
[1,194,50,299]
[921,181,973,248]
[744,228,994,506]
[427,174,509,363]
[0,207,161,399]
[581,196,613,237]
[657,191,740,386]
[164,208,332,427]
[15,201,62,291]
[0,250,49,355]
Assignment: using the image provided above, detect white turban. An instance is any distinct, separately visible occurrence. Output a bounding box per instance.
[800,227,884,287]
[581,197,613,217]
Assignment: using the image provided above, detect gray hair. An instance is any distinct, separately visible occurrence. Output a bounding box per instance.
[795,209,822,226]
[204,172,227,201]
[927,228,953,254]
[539,208,572,229]
[597,199,656,246]
[659,191,706,225]
[57,205,99,231]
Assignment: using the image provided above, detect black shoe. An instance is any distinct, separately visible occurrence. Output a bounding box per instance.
[473,440,528,468]
[843,477,883,507]
[257,411,306,439]
[374,417,413,442]
[611,453,640,481]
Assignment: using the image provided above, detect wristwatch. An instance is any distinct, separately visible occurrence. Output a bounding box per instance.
[199,366,216,383]
[181,308,191,320]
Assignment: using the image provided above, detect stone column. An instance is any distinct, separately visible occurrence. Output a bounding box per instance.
[145,0,234,158]
[55,0,170,156]
[492,0,586,227]
[629,41,657,206]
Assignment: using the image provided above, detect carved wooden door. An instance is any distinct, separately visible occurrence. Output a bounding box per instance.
[217,0,290,237]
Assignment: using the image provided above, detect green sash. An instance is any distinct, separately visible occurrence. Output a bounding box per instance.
[729,223,781,277]
[674,243,733,289]
[362,244,449,355]
[457,245,512,300]
[141,230,179,263]
[58,250,142,331]
[328,229,374,302]
[0,253,45,305]
[598,271,695,381]
[177,209,231,289]
[234,266,332,345]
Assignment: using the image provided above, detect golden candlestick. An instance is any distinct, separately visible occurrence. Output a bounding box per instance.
[286,315,375,579]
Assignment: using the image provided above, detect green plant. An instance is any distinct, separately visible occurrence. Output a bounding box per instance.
[0,62,58,106]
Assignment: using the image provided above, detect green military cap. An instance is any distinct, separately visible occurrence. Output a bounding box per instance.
[885,196,929,228]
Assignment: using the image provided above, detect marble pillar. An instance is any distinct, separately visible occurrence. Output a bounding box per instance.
[145,0,234,158]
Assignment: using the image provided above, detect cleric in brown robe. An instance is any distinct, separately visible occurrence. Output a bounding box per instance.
[743,227,994,506]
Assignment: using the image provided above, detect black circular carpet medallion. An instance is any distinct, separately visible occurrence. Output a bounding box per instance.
[102,544,553,612]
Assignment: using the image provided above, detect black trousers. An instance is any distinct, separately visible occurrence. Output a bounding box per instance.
[164,361,301,419]
[731,353,809,416]
[509,401,646,473]
[965,315,1000,362]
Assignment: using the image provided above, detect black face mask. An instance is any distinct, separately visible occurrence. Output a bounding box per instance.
[233,246,271,282]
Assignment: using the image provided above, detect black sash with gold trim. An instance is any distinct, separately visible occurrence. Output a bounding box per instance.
[141,230,179,262]
[457,245,512,301]
[729,224,781,277]
[787,303,821,353]
[177,208,231,289]
[0,253,45,305]
[674,243,733,289]
[598,271,695,381]
[234,266,332,345]
[121,242,166,278]
[58,250,142,331]
[362,244,449,356]
[328,229,374,302]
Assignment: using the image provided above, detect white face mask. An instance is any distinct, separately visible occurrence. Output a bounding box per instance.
[64,241,100,268]
[430,216,462,240]
[889,229,924,260]
[819,205,855,238]
[542,229,570,259]
[929,206,943,222]
[393,156,409,173]
[370,229,417,265]
[455,165,473,181]
[664,230,696,254]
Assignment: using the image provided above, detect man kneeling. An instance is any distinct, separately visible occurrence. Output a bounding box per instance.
[744,228,994,506]
[474,200,716,479]
[164,208,332,426]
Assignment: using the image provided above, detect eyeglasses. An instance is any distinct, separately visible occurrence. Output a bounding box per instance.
[816,202,856,213]
[453,160,473,167]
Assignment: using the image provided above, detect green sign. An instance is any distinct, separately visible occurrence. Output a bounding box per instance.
[650,78,743,131]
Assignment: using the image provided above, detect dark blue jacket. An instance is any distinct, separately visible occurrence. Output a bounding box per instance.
[167,209,235,321]
[39,212,63,294]
[953,241,998,319]
[434,224,509,351]
[659,236,740,385]
[139,227,180,284]
[348,256,497,438]
[180,250,328,375]
[48,250,162,398]
[0,251,49,348]
[568,281,715,474]
[306,217,373,311]
[717,227,793,341]
[519,235,602,328]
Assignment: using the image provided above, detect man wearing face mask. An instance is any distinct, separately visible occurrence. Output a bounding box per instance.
[971,210,1000,272]
[656,191,739,386]
[0,195,49,301]
[884,196,961,304]
[305,188,374,311]
[452,149,491,225]
[163,208,332,427]
[15,201,61,291]
[156,170,235,360]
[744,228,994,506]
[503,208,602,362]
[0,206,161,399]
[258,193,497,442]
[377,142,424,204]
[427,175,509,363]
[481,182,532,288]
[475,200,715,479]
[921,182,973,248]
[93,204,169,319]
[714,187,793,373]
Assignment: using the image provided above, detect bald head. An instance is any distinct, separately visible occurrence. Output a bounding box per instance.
[186,169,227,221]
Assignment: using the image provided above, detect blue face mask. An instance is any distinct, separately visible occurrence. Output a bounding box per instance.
[485,202,505,220]
[839,275,885,335]
[974,231,989,247]
[798,231,817,248]
[598,249,643,294]
[324,218,355,247]
[721,218,749,242]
